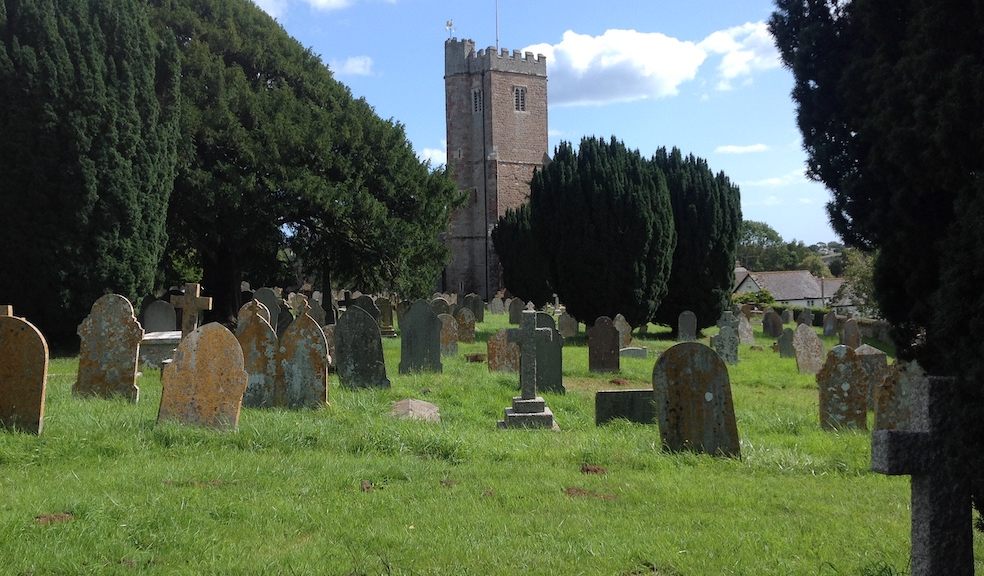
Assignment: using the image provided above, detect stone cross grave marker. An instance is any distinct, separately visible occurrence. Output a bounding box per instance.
[278,302,329,408]
[652,342,741,458]
[399,300,443,374]
[677,310,697,342]
[871,376,974,576]
[535,312,565,394]
[335,305,390,389]
[143,300,176,332]
[170,283,213,337]
[792,323,825,375]
[0,309,48,434]
[158,323,247,430]
[454,307,476,343]
[587,316,620,373]
[777,327,796,358]
[499,310,555,428]
[487,328,520,372]
[816,345,866,430]
[74,294,143,402]
[236,302,278,408]
[841,317,861,348]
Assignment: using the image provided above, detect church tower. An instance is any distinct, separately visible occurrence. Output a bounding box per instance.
[443,38,548,299]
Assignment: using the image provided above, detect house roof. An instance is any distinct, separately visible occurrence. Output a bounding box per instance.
[734,266,750,290]
[744,270,822,302]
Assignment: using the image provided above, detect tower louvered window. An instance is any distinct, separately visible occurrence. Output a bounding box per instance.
[472,89,484,113]
[513,86,527,111]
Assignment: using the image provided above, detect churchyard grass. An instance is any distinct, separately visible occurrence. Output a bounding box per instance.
[1,317,980,574]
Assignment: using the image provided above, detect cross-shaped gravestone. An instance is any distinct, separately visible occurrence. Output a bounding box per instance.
[170,283,213,337]
[507,310,553,400]
[871,376,973,576]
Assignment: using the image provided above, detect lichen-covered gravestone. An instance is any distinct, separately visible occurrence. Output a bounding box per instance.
[143,300,176,332]
[874,360,922,430]
[335,305,390,389]
[652,342,741,458]
[438,313,458,356]
[762,310,783,338]
[535,312,564,393]
[0,308,48,434]
[454,307,476,344]
[278,302,329,408]
[677,310,697,342]
[856,343,889,406]
[841,317,861,348]
[613,314,632,348]
[498,310,555,429]
[587,316,619,373]
[487,328,520,372]
[792,323,824,375]
[710,325,739,365]
[737,314,755,345]
[158,323,248,430]
[74,294,143,402]
[399,300,443,374]
[236,301,278,408]
[507,298,526,325]
[816,345,866,430]
[558,310,579,338]
[778,327,796,358]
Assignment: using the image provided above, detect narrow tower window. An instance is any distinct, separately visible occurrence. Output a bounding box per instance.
[513,86,527,111]
[472,88,484,113]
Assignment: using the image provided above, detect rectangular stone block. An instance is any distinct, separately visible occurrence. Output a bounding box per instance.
[595,389,656,426]
[511,396,546,414]
[501,407,554,428]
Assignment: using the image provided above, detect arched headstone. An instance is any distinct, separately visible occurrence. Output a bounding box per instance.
[236,303,278,408]
[74,294,143,401]
[0,311,48,434]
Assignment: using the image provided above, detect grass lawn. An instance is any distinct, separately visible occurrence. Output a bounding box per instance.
[1,313,981,574]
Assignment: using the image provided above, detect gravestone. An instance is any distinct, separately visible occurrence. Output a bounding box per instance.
[390,399,440,423]
[143,300,177,332]
[677,310,697,342]
[797,309,814,326]
[157,323,248,430]
[308,298,327,328]
[498,310,555,428]
[780,309,794,324]
[351,295,380,324]
[737,313,755,345]
[395,300,410,328]
[253,288,281,333]
[276,302,294,339]
[170,283,213,337]
[438,313,458,356]
[164,287,186,328]
[335,305,390,389]
[399,300,443,374]
[856,343,889,406]
[278,303,329,408]
[236,302,279,408]
[507,298,526,325]
[652,342,741,458]
[0,310,47,434]
[613,314,632,348]
[841,318,861,348]
[823,311,838,338]
[777,328,796,358]
[595,389,656,425]
[710,325,739,365]
[875,360,922,431]
[463,293,485,323]
[762,310,783,338]
[430,297,451,317]
[620,347,648,359]
[587,316,620,373]
[376,297,397,337]
[716,310,739,332]
[489,297,505,315]
[740,303,755,319]
[534,312,564,394]
[74,294,143,402]
[871,377,974,576]
[816,345,866,430]
[454,307,476,343]
[558,311,579,339]
[487,329,520,372]
[792,324,825,375]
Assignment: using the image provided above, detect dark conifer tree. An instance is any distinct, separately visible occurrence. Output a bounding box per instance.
[491,203,553,307]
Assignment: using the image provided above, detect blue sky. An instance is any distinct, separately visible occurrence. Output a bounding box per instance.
[252,0,838,245]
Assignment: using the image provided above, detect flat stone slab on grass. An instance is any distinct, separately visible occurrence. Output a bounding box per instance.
[390,399,440,423]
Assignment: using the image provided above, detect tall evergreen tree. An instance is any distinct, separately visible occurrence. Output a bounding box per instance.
[491,203,553,307]
[530,137,675,327]
[0,0,179,346]
[651,148,741,332]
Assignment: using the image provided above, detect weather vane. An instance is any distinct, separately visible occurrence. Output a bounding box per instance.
[446,19,454,38]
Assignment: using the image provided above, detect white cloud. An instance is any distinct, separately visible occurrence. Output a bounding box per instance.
[699,22,780,91]
[330,56,374,76]
[252,0,289,17]
[715,144,769,154]
[304,0,351,10]
[741,169,807,188]
[420,140,447,166]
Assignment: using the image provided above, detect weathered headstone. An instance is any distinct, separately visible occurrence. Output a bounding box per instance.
[874,360,922,431]
[278,305,329,409]
[335,305,390,389]
[737,313,755,345]
[0,310,47,434]
[677,310,697,342]
[430,297,451,317]
[499,310,555,428]
[816,345,866,430]
[710,325,739,365]
[463,293,485,323]
[489,297,505,315]
[253,288,281,333]
[620,347,648,359]
[236,303,278,408]
[588,316,620,373]
[487,328,520,372]
[308,298,327,328]
[797,309,814,327]
[74,294,143,402]
[652,342,741,458]
[613,314,632,348]
[762,310,783,338]
[399,300,443,374]
[856,343,889,406]
[740,303,755,319]
[376,296,397,337]
[872,377,974,576]
[558,311,579,339]
[716,310,739,332]
[438,313,458,356]
[454,307,476,343]
[350,295,380,324]
[823,311,838,338]
[841,317,861,348]
[595,389,656,425]
[507,298,526,324]
[777,328,796,358]
[143,300,177,332]
[170,283,213,337]
[534,312,564,394]
[792,324,825,375]
[157,323,248,430]
[781,309,794,325]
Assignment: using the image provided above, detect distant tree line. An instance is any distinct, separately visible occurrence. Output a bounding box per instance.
[0,0,463,346]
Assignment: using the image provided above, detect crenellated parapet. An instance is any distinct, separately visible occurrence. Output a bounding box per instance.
[445,37,547,77]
